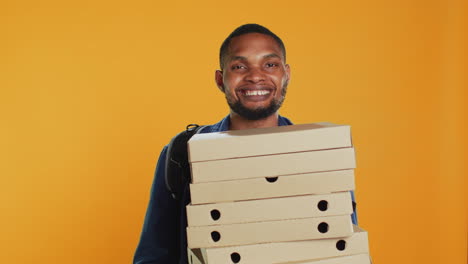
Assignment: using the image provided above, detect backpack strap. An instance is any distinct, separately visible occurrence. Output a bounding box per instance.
[165,124,206,200]
[165,124,206,263]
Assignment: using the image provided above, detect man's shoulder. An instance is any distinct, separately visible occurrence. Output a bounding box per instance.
[198,115,231,134]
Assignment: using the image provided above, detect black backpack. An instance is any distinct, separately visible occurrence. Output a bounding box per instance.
[164,124,205,264]
[165,124,206,200]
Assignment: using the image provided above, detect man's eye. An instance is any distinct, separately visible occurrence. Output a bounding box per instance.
[231,65,246,70]
[266,63,278,68]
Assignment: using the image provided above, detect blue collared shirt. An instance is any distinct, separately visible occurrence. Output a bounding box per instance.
[133,115,358,264]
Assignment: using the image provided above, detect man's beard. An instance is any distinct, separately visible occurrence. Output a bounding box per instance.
[226,85,288,121]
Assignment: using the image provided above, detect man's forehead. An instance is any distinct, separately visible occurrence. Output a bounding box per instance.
[227,33,284,59]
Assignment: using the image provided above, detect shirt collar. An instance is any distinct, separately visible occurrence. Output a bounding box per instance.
[208,114,292,133]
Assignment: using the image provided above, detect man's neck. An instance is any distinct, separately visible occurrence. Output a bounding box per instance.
[229,112,279,130]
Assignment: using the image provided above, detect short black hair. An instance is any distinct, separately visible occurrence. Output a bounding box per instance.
[219,24,286,70]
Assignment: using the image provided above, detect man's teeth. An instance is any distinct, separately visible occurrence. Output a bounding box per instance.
[244,90,270,96]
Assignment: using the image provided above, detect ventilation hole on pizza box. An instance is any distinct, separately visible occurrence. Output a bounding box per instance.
[336,240,346,251]
[317,222,329,233]
[210,209,221,221]
[230,252,241,263]
[317,200,328,211]
[265,177,278,183]
[190,255,193,263]
[211,231,221,242]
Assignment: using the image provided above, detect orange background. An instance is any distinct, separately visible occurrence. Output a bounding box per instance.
[1,0,467,263]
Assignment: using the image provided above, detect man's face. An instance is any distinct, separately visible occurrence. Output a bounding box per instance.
[216,33,290,120]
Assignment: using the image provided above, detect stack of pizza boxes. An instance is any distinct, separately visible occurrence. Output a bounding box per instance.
[185,123,371,264]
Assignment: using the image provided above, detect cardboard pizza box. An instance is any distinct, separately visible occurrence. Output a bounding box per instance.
[191,147,356,183]
[187,192,353,227]
[278,253,371,264]
[189,225,369,264]
[188,123,352,163]
[187,215,353,249]
[190,169,355,205]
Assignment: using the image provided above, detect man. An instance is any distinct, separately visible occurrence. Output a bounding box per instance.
[133,24,358,264]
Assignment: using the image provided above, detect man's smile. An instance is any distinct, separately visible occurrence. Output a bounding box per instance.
[243,90,271,96]
[237,88,274,102]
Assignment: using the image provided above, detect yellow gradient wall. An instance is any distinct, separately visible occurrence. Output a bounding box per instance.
[1,0,466,263]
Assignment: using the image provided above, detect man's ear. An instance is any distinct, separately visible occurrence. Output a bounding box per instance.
[285,64,291,83]
[215,70,225,93]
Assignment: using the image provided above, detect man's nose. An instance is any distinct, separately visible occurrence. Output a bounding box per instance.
[245,67,266,83]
